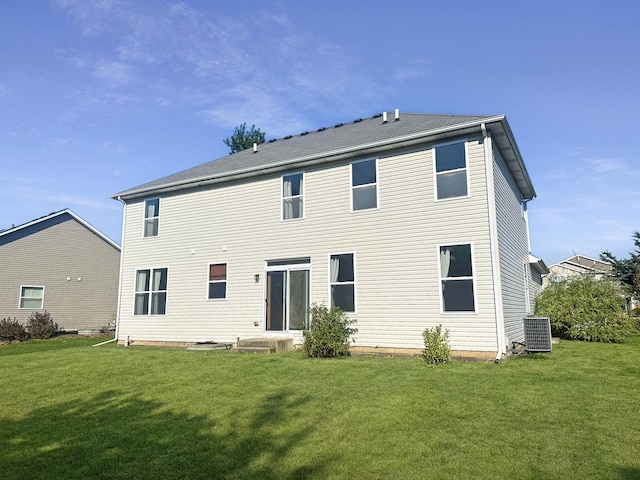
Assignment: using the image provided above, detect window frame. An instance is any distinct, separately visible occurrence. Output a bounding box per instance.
[281,172,305,221]
[437,243,477,314]
[350,158,379,212]
[433,140,470,201]
[207,262,228,300]
[19,285,45,309]
[133,267,168,315]
[143,198,160,238]
[328,252,357,313]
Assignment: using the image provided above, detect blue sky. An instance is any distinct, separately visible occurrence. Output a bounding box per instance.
[1,0,638,264]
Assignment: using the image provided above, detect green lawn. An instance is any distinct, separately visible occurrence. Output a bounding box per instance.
[1,336,639,480]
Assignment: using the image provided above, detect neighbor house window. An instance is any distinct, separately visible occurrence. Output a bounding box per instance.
[282,173,304,220]
[143,198,160,237]
[330,253,355,312]
[351,159,378,211]
[19,286,44,309]
[134,268,167,315]
[435,141,468,200]
[439,244,476,312]
[208,263,227,299]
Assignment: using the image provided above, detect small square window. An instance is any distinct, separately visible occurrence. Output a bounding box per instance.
[19,286,44,309]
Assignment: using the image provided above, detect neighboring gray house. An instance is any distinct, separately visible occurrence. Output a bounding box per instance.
[113,112,547,359]
[0,209,121,331]
[543,254,612,288]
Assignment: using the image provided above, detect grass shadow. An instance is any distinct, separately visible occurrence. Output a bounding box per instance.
[0,389,323,479]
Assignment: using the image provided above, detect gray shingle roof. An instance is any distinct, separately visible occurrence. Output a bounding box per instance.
[114,112,534,199]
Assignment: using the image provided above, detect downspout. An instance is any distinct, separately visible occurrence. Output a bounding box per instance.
[481,123,506,363]
[113,196,127,345]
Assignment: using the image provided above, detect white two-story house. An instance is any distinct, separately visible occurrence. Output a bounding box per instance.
[113,112,547,359]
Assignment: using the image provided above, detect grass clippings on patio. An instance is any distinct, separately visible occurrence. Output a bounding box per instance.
[1,335,639,479]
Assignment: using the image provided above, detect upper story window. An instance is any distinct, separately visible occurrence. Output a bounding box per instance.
[19,286,44,309]
[330,253,356,313]
[208,263,228,299]
[282,173,304,220]
[439,244,476,312]
[144,198,160,237]
[134,268,167,315]
[434,142,468,200]
[351,159,378,211]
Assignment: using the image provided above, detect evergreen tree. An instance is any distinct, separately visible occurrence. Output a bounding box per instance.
[601,231,640,296]
[223,123,265,154]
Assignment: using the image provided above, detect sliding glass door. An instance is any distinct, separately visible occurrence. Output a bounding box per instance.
[265,261,310,331]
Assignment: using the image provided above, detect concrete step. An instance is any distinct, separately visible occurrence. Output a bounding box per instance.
[236,337,293,353]
[231,346,276,354]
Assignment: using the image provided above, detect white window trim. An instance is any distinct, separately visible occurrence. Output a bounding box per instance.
[133,267,168,315]
[350,158,379,212]
[142,197,160,238]
[433,139,471,202]
[328,251,357,314]
[207,262,228,301]
[281,172,305,221]
[19,285,45,309]
[436,242,478,314]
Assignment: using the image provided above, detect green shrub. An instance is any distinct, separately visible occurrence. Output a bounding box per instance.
[0,317,29,342]
[422,324,451,365]
[535,276,634,342]
[302,304,357,358]
[25,311,59,339]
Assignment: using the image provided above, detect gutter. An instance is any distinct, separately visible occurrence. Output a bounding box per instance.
[112,195,127,345]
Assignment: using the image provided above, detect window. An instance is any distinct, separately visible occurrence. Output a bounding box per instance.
[282,173,304,220]
[435,142,468,200]
[144,198,159,237]
[351,159,378,210]
[439,244,475,312]
[134,268,167,315]
[19,286,44,309]
[330,253,355,312]
[208,263,227,299]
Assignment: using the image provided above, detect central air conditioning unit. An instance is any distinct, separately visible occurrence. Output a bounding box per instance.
[523,317,552,352]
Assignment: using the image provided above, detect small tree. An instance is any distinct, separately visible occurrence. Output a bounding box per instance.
[422,324,451,365]
[25,311,58,339]
[535,276,633,343]
[223,123,266,154]
[302,304,357,358]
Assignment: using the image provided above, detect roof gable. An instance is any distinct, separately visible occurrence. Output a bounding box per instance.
[0,209,120,250]
[114,112,535,201]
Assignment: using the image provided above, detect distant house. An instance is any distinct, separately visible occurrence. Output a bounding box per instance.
[544,254,612,287]
[0,209,121,331]
[113,112,547,359]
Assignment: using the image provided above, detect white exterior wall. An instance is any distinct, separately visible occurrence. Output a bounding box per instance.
[492,146,530,345]
[117,137,504,352]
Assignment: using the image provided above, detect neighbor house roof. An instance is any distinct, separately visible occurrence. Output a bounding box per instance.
[113,112,535,201]
[549,254,612,274]
[0,209,120,250]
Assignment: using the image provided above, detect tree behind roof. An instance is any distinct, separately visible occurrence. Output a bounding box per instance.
[223,123,266,154]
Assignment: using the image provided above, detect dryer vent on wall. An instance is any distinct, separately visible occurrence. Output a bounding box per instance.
[523,317,552,352]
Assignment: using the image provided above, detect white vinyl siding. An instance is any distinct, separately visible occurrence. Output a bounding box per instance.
[116,136,501,351]
[492,146,531,345]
